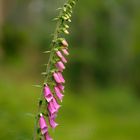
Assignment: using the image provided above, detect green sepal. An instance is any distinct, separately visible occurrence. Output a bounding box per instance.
[63,28,69,34]
[64,24,69,29]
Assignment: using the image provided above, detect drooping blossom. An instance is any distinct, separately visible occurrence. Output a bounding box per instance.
[50,112,57,119]
[62,48,69,56]
[48,97,60,114]
[53,72,65,83]
[53,72,62,83]
[57,72,65,83]
[54,86,64,102]
[55,61,65,72]
[57,83,65,91]
[61,39,68,47]
[52,97,61,111]
[49,114,58,128]
[44,85,53,102]
[39,114,48,135]
[48,101,57,114]
[45,132,53,140]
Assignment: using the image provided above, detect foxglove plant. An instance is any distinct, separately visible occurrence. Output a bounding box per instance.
[33,0,78,140]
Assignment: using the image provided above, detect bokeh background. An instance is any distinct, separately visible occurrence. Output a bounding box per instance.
[0,0,140,140]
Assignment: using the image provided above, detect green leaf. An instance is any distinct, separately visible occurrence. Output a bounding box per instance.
[43,51,50,53]
[41,72,47,75]
[32,85,42,88]
[25,113,35,118]
[56,7,62,10]
[52,17,59,21]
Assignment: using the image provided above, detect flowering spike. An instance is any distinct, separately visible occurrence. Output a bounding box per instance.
[33,0,78,139]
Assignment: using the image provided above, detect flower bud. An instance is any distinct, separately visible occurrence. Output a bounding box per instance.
[61,39,68,47]
[62,49,69,56]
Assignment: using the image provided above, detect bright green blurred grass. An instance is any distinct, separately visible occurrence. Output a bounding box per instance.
[0,69,140,140]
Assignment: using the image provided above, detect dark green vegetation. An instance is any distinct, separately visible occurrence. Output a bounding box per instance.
[0,0,140,139]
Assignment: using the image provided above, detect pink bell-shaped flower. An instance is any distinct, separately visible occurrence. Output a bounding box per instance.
[53,72,62,83]
[45,132,53,140]
[57,83,65,91]
[44,85,53,102]
[55,61,65,72]
[48,101,57,114]
[49,114,58,128]
[54,86,64,102]
[52,97,61,111]
[48,97,60,114]
[39,114,48,135]
[57,72,65,83]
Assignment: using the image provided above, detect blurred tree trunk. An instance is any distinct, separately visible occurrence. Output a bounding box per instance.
[0,0,4,34]
[0,0,4,57]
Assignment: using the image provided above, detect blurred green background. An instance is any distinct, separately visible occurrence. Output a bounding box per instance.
[0,0,140,140]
